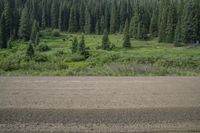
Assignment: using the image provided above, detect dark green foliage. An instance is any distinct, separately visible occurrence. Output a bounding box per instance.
[165,3,177,43]
[84,8,92,34]
[72,37,78,53]
[7,38,12,49]
[38,43,50,52]
[26,44,34,58]
[52,29,60,37]
[110,1,118,33]
[0,0,199,46]
[30,20,39,44]
[51,1,59,28]
[19,7,30,41]
[68,6,78,32]
[0,13,7,48]
[3,0,11,40]
[149,11,158,37]
[35,32,40,45]
[181,0,198,44]
[79,35,86,54]
[123,19,131,48]
[34,54,48,62]
[102,30,110,50]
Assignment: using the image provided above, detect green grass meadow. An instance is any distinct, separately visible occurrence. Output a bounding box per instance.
[0,31,200,76]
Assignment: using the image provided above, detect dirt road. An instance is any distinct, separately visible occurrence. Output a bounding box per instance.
[0,77,200,132]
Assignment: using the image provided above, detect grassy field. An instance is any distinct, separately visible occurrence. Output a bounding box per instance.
[0,31,200,76]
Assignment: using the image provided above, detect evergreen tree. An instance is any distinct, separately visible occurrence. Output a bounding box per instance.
[68,6,78,32]
[84,8,92,34]
[95,20,100,35]
[123,19,131,48]
[19,7,30,41]
[79,35,86,54]
[26,44,34,58]
[130,0,140,38]
[0,14,7,48]
[51,1,59,28]
[100,15,105,34]
[30,20,39,43]
[79,2,85,32]
[149,10,158,37]
[3,0,12,39]
[35,32,40,45]
[71,37,78,53]
[102,30,110,50]
[181,0,198,44]
[158,0,170,42]
[165,3,177,43]
[119,0,127,32]
[110,1,118,33]
[174,19,182,46]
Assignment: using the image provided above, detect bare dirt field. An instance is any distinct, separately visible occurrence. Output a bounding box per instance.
[0,77,200,132]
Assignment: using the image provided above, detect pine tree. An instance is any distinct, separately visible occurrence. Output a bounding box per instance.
[84,8,92,34]
[130,0,140,38]
[0,14,7,48]
[30,20,39,43]
[35,32,40,45]
[79,2,85,32]
[95,20,100,35]
[158,0,170,42]
[68,6,78,32]
[3,0,12,39]
[149,10,158,37]
[110,1,118,33]
[79,35,86,54]
[174,19,182,46]
[26,44,34,58]
[42,6,46,29]
[119,0,127,32]
[102,30,110,50]
[72,37,78,53]
[123,19,131,48]
[100,15,105,34]
[51,1,59,28]
[165,3,177,43]
[182,0,198,44]
[19,7,30,41]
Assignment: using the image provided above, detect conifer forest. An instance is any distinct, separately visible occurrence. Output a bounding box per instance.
[0,0,200,76]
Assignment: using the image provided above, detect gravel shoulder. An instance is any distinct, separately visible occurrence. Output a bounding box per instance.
[0,77,200,132]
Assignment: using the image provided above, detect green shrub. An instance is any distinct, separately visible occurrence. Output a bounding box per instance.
[34,54,48,62]
[52,29,60,37]
[38,43,51,52]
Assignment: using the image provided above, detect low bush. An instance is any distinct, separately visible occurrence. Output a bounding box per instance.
[34,54,48,62]
[52,29,60,37]
[38,43,51,52]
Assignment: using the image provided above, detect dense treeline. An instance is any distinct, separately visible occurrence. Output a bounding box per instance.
[0,0,200,49]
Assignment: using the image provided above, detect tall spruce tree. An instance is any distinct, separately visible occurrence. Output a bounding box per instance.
[30,20,39,44]
[79,35,86,54]
[0,13,7,48]
[102,30,110,50]
[123,19,131,48]
[149,10,158,37]
[3,0,12,39]
[110,1,118,33]
[19,7,30,41]
[165,3,177,43]
[84,8,92,34]
[181,0,198,44]
[51,1,59,28]
[72,37,78,53]
[130,0,140,38]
